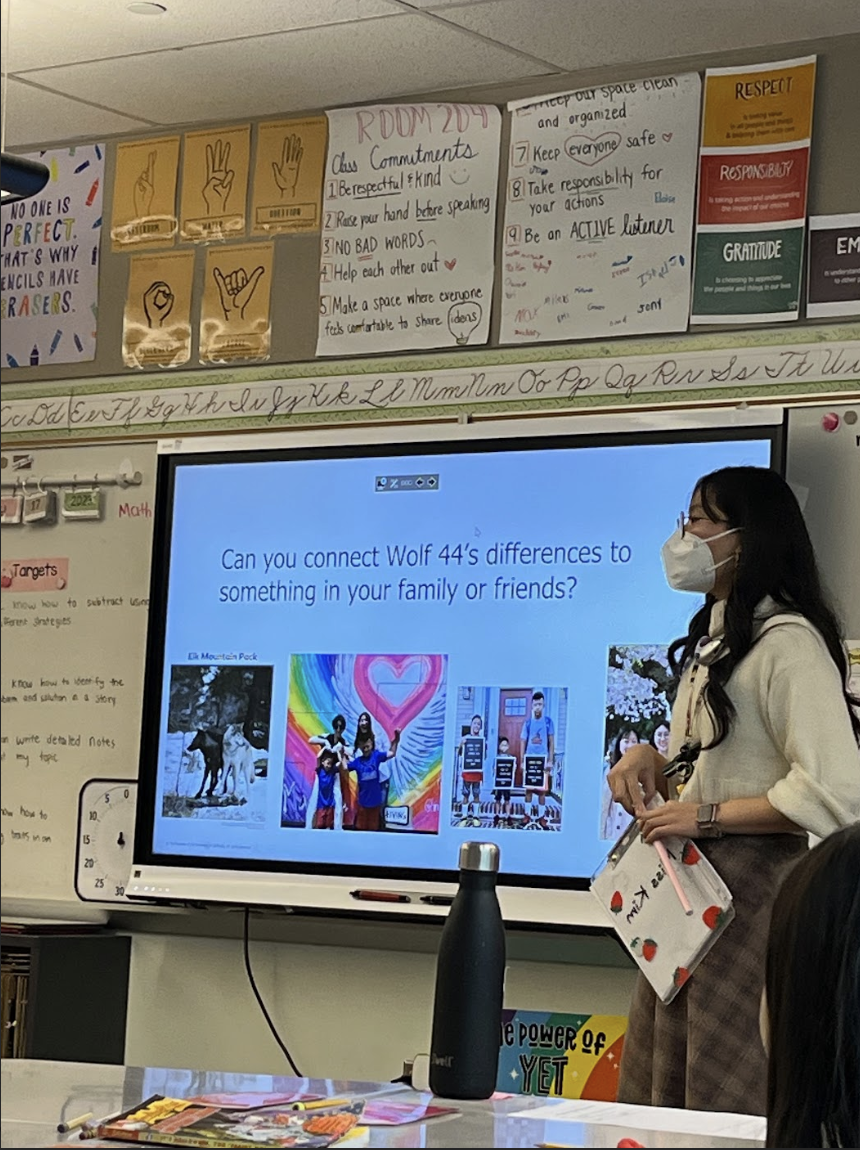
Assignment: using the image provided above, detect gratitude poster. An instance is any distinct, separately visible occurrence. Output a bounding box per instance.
[691,56,815,324]
[316,102,501,356]
[500,75,700,345]
[1,144,104,367]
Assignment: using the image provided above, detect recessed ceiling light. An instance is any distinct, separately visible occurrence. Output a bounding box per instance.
[127,2,167,14]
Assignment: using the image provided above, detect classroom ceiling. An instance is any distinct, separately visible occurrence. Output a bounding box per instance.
[2,0,859,149]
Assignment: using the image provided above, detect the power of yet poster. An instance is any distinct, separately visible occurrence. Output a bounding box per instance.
[500,74,701,345]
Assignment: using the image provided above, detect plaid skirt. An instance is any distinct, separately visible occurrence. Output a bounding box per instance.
[617,833,808,1115]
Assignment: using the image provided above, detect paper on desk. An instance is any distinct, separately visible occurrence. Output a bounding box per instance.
[510,1098,766,1142]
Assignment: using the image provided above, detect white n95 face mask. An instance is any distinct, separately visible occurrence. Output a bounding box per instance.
[661,525,739,594]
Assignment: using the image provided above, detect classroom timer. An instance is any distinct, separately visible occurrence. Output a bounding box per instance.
[75,779,138,902]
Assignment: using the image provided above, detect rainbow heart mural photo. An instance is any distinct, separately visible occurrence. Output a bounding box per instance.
[282,653,447,833]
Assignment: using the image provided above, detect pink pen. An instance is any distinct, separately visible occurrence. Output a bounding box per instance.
[654,840,693,916]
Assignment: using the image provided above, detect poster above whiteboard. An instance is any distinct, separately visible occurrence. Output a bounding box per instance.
[501,75,701,345]
[1,144,104,367]
[316,103,501,357]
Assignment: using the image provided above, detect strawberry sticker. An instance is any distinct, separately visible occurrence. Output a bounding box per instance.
[629,936,641,955]
[681,842,701,865]
[610,891,623,915]
[702,905,727,931]
[642,938,658,962]
[673,966,690,989]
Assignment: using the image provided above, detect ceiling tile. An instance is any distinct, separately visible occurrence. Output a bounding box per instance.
[6,0,403,73]
[4,78,154,148]
[435,0,860,71]
[19,15,553,125]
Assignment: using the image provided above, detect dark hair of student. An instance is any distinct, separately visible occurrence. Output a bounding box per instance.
[318,749,337,769]
[668,467,860,747]
[532,691,545,701]
[609,728,639,767]
[471,713,482,723]
[331,714,346,731]
[353,712,373,743]
[765,824,860,1149]
[647,716,670,746]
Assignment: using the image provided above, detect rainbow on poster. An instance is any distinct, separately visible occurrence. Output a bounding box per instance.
[282,652,446,832]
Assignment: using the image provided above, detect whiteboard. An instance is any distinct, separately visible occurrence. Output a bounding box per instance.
[2,403,855,922]
[1,442,156,906]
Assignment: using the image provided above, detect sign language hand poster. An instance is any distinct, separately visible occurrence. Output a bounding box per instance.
[180,125,251,242]
[1,143,104,366]
[500,74,701,344]
[201,241,273,363]
[123,250,194,368]
[316,102,501,356]
[112,136,180,250]
[251,116,328,235]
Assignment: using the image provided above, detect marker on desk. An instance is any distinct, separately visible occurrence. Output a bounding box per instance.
[292,1097,350,1111]
[350,889,411,904]
[420,895,454,907]
[57,1112,93,1133]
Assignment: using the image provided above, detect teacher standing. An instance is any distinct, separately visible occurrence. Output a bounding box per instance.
[609,466,860,1115]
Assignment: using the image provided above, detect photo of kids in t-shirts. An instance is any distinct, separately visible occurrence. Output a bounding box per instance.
[449,687,567,831]
[344,730,401,831]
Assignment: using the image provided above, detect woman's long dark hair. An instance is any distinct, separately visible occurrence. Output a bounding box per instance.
[668,466,860,746]
[765,825,860,1148]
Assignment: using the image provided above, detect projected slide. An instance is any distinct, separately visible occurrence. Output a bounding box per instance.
[147,431,774,883]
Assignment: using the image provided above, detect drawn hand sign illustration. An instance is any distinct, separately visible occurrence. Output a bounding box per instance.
[133,151,156,217]
[213,265,265,321]
[203,139,235,215]
[272,134,303,197]
[143,280,174,327]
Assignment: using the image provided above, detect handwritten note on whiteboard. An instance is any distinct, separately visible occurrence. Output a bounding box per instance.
[317,103,501,356]
[500,76,701,344]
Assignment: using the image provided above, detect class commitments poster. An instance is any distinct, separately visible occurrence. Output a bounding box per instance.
[1,144,104,366]
[691,56,815,324]
[499,1011,627,1102]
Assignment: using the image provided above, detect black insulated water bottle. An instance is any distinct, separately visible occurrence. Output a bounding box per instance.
[428,841,506,1099]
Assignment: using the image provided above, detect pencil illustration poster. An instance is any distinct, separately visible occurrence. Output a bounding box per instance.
[112,135,180,250]
[316,102,501,356]
[691,56,816,323]
[180,124,251,242]
[500,75,701,344]
[1,143,104,367]
[123,250,194,368]
[251,116,328,236]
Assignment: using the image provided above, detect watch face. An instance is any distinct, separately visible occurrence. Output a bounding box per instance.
[76,780,138,902]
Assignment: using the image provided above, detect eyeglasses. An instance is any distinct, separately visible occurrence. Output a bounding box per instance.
[678,512,729,538]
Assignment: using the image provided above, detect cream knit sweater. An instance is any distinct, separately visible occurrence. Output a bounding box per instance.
[671,599,860,837]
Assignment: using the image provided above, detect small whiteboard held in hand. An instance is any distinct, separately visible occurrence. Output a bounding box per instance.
[591,808,734,1003]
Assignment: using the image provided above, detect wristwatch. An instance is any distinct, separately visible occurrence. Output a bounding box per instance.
[696,802,724,838]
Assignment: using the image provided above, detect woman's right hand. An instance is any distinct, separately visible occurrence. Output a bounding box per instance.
[608,743,663,815]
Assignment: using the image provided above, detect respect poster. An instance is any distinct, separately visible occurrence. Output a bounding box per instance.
[1,143,104,367]
[691,56,816,324]
[500,75,701,344]
[316,102,501,356]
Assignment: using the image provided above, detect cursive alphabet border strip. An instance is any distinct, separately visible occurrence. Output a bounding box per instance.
[2,324,858,445]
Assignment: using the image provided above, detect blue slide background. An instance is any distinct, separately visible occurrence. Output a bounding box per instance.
[149,434,772,881]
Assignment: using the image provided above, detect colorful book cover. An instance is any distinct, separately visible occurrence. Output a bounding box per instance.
[498,1011,628,1102]
[97,1095,365,1149]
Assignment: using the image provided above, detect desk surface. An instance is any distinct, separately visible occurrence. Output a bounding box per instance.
[0,1060,765,1149]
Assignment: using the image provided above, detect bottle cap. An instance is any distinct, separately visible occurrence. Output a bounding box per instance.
[459,841,500,873]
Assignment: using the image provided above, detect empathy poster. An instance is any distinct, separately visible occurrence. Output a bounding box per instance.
[1,143,105,367]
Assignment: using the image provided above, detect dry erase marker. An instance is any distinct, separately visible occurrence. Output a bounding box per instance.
[350,889,411,904]
[420,895,454,906]
[57,1111,93,1133]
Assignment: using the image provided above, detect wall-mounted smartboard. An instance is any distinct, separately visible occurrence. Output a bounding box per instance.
[2,403,857,921]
